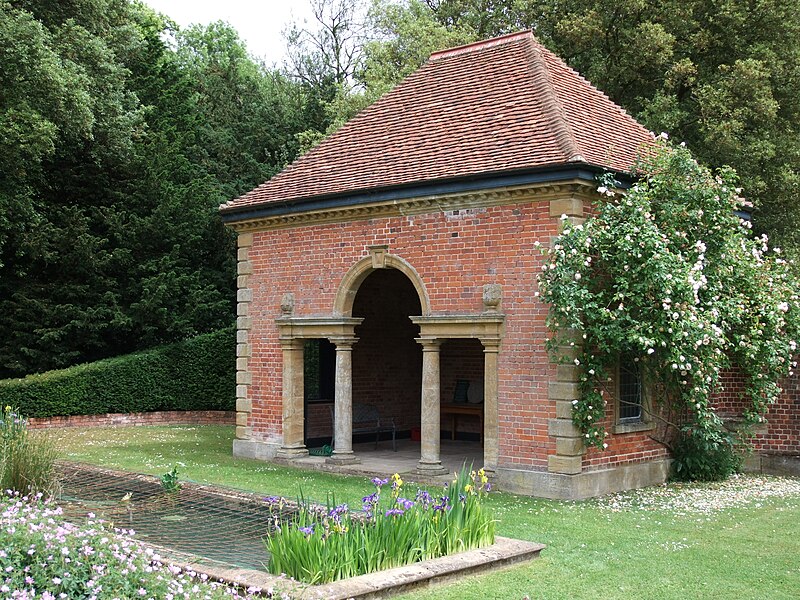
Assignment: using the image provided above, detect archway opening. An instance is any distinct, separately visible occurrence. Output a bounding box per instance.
[351,268,422,444]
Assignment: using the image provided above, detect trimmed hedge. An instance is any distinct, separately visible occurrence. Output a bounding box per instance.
[0,328,235,418]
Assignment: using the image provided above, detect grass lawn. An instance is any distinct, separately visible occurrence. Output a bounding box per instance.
[51,425,800,600]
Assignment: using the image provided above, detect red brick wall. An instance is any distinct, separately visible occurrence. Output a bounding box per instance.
[305,402,334,441]
[246,201,671,470]
[28,410,235,430]
[713,367,800,455]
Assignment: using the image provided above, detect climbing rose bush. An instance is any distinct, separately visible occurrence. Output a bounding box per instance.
[537,140,800,455]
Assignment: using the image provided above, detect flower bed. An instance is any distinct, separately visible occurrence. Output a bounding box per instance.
[264,467,495,584]
[0,492,281,599]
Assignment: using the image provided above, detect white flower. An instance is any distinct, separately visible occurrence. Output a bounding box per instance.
[560,213,568,221]
[575,272,581,280]
[647,348,655,355]
[574,358,581,366]
[597,186,608,195]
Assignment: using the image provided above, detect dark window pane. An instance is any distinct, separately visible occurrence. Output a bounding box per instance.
[304,339,336,402]
[619,357,643,422]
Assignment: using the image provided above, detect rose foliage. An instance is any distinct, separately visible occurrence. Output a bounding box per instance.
[537,141,800,455]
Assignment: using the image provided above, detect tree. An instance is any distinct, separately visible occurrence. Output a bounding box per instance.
[0,0,148,374]
[538,141,800,480]
[522,0,800,256]
[362,0,476,94]
[0,2,311,376]
[285,0,368,90]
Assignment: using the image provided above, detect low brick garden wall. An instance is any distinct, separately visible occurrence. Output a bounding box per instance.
[27,410,235,430]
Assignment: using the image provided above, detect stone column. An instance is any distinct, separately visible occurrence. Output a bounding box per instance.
[327,337,360,464]
[482,339,501,475]
[276,338,308,459]
[416,338,448,475]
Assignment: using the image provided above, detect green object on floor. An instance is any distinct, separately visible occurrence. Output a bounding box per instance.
[308,444,333,457]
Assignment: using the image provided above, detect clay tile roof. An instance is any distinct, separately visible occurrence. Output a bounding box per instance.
[221,31,653,215]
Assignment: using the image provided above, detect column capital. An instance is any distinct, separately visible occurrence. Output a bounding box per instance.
[329,336,358,349]
[480,337,502,352]
[415,336,442,350]
[279,337,304,351]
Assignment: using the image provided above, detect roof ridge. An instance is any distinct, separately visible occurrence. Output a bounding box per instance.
[525,39,586,164]
[430,30,533,61]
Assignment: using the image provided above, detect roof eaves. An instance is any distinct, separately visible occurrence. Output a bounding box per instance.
[219,164,627,224]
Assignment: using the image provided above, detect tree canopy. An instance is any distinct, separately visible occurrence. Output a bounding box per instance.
[0,0,313,376]
[3,0,799,379]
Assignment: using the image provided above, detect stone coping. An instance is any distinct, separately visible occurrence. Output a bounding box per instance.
[56,462,545,598]
[169,536,544,600]
[28,410,235,429]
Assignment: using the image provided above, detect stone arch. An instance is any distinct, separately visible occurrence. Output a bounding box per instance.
[333,251,431,317]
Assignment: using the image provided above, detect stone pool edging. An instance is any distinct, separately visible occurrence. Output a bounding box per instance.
[175,536,544,600]
[56,462,545,598]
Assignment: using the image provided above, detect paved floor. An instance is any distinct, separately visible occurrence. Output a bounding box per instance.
[286,439,485,485]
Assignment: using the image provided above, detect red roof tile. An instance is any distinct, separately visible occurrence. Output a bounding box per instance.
[221,31,653,214]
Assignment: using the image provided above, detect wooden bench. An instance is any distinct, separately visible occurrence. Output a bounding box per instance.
[330,403,397,451]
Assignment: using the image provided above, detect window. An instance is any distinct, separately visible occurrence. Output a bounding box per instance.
[614,354,654,434]
[618,356,643,423]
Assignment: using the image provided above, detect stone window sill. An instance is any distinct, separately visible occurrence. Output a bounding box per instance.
[613,421,655,435]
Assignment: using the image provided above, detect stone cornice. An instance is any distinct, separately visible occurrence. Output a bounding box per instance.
[226,180,596,233]
[411,314,505,343]
[276,317,363,340]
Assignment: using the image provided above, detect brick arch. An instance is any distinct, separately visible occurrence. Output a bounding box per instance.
[333,252,431,317]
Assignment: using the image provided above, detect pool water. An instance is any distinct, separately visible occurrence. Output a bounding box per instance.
[57,464,287,572]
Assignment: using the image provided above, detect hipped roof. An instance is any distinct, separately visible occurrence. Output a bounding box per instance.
[221,31,653,216]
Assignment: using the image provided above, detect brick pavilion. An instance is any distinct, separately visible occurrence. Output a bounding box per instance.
[218,31,799,498]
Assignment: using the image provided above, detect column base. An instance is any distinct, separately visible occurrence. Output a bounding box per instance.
[276,446,309,460]
[415,461,449,476]
[326,452,360,465]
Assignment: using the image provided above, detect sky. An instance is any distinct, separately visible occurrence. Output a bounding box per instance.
[143,0,317,66]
